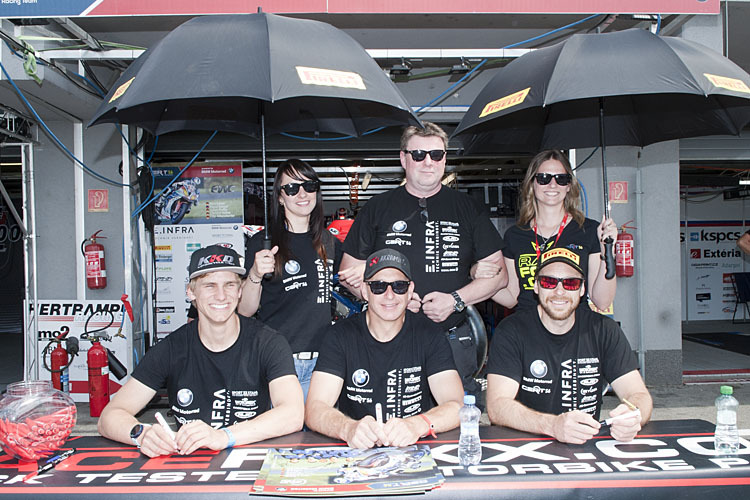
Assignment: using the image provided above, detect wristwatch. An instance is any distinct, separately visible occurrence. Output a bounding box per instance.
[451,291,466,313]
[130,423,146,448]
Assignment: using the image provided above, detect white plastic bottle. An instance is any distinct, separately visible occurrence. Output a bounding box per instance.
[458,394,482,466]
[714,385,739,455]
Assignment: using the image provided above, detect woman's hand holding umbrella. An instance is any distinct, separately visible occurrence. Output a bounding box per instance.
[597,215,618,254]
[250,246,278,282]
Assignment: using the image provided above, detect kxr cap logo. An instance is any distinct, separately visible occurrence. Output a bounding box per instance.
[198,254,235,267]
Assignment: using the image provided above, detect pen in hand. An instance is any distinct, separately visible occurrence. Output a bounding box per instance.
[155,411,177,441]
[599,409,641,426]
[23,448,76,483]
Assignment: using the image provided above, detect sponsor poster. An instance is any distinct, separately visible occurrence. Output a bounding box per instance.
[154,223,244,338]
[34,300,129,403]
[152,163,243,226]
[681,221,746,321]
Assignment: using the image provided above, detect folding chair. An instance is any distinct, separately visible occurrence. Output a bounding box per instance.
[732,272,750,323]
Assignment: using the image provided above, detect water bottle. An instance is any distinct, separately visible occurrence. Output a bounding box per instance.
[458,394,482,466]
[714,385,739,455]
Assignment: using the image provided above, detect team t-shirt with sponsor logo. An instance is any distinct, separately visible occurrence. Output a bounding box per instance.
[314,311,457,420]
[343,185,505,329]
[503,218,600,310]
[132,315,295,428]
[245,230,341,353]
[487,307,638,420]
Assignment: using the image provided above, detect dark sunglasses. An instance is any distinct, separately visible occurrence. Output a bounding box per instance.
[534,173,573,186]
[419,197,428,224]
[537,275,584,291]
[280,180,320,196]
[365,280,411,295]
[403,149,446,162]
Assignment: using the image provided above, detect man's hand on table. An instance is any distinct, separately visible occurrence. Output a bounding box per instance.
[138,424,179,458]
[551,410,601,444]
[382,417,424,447]
[606,404,642,442]
[343,416,388,449]
[175,420,229,455]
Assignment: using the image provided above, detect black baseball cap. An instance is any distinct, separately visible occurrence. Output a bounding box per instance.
[364,248,412,280]
[188,245,246,280]
[536,247,585,276]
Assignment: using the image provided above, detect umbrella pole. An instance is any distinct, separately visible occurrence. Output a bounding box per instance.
[261,110,274,280]
[599,98,616,280]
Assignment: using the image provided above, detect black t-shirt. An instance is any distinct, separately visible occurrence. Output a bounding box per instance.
[343,185,505,328]
[132,315,295,428]
[503,218,600,310]
[487,306,638,420]
[245,230,341,353]
[314,311,457,421]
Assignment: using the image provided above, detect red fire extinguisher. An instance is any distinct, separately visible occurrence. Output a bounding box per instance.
[88,340,110,417]
[51,342,69,392]
[615,221,635,278]
[82,230,107,289]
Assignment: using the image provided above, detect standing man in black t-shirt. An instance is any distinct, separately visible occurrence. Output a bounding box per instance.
[486,247,652,444]
[306,249,464,449]
[98,245,303,457]
[338,122,508,397]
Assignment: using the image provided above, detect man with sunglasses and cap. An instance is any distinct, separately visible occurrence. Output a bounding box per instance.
[99,245,303,457]
[306,248,464,449]
[486,248,652,444]
[338,121,507,400]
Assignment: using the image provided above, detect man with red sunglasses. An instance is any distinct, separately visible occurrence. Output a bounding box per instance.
[306,248,464,449]
[486,248,652,444]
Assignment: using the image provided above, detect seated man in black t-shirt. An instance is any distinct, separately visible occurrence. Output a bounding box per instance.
[98,245,303,457]
[305,248,464,449]
[486,248,652,444]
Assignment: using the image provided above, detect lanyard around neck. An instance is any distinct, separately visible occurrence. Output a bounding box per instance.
[534,214,568,260]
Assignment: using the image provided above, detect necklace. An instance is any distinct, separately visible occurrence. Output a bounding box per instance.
[534,214,568,260]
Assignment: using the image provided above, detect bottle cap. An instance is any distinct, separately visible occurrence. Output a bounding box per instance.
[464,394,475,405]
[720,385,733,395]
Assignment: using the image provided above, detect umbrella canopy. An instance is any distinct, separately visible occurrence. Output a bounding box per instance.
[453,28,750,155]
[89,13,420,137]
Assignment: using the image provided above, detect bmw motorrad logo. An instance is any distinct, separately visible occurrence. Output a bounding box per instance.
[177,388,194,406]
[392,221,407,232]
[352,369,370,387]
[228,168,235,174]
[285,260,301,275]
[530,360,548,379]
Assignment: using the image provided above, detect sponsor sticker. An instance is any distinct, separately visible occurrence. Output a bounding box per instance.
[479,87,531,117]
[296,66,366,90]
[704,73,750,94]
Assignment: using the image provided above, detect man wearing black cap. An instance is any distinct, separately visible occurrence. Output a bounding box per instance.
[306,248,464,449]
[486,248,652,444]
[98,245,303,457]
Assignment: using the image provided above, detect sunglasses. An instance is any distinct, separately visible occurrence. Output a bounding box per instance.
[365,280,411,295]
[280,180,320,196]
[403,149,446,162]
[534,173,573,186]
[537,275,584,291]
[419,197,428,224]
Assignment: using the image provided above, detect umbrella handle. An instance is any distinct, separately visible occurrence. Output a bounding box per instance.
[603,237,616,280]
[262,236,273,280]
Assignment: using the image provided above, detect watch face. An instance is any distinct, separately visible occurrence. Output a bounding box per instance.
[130,424,144,439]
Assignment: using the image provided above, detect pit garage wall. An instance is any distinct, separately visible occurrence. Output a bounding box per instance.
[32,119,143,384]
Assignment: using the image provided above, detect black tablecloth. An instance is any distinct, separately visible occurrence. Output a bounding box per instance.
[0,419,748,499]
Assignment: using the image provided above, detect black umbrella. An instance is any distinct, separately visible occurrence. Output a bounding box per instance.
[89,13,420,243]
[453,28,750,277]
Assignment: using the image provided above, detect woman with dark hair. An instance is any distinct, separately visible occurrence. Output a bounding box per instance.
[239,159,340,398]
[477,150,617,311]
